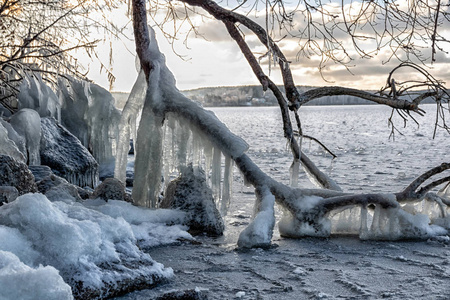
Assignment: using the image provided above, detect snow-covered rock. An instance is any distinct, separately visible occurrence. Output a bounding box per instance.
[0,155,37,195]
[0,193,176,299]
[0,250,73,300]
[40,117,98,188]
[91,178,131,202]
[9,108,41,165]
[161,165,225,236]
[0,186,18,205]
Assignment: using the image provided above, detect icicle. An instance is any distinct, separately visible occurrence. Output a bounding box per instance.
[176,119,190,168]
[289,159,300,188]
[211,147,222,203]
[204,141,213,181]
[221,155,234,216]
[133,107,164,208]
[114,70,146,183]
[359,205,369,238]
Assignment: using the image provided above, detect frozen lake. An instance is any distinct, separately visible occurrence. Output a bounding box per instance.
[118,104,450,300]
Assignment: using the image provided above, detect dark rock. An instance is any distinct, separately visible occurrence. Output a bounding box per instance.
[40,117,98,188]
[0,186,19,205]
[155,289,208,300]
[36,174,86,202]
[28,165,53,182]
[91,178,131,202]
[0,155,37,195]
[160,165,224,236]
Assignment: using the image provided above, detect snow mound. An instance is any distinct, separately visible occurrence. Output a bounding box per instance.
[0,193,190,298]
[0,250,73,300]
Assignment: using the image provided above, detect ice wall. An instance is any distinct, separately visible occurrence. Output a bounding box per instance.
[18,74,61,121]
[9,108,41,165]
[0,122,26,163]
[58,77,121,165]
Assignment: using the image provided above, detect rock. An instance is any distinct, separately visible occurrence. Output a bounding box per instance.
[0,155,37,195]
[0,186,19,205]
[36,174,86,203]
[29,165,53,182]
[161,165,224,236]
[40,117,98,188]
[91,178,131,202]
[155,289,208,300]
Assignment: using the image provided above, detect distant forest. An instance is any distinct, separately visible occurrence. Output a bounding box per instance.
[112,85,434,109]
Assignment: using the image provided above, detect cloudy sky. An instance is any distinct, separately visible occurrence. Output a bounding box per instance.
[87,1,450,93]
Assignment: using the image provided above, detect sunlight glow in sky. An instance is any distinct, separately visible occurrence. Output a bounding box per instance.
[85,1,450,93]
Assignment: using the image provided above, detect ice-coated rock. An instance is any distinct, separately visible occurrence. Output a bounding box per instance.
[9,108,41,165]
[28,165,53,182]
[161,165,224,236]
[0,155,37,195]
[0,103,12,117]
[91,178,131,202]
[0,121,25,163]
[0,186,19,205]
[40,117,98,188]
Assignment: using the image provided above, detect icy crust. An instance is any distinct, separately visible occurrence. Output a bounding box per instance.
[40,117,98,188]
[280,193,449,240]
[0,194,187,299]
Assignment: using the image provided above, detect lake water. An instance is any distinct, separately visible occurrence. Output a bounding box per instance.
[118,104,450,300]
[212,104,448,193]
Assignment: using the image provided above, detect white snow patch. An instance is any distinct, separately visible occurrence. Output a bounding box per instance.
[0,250,73,300]
[0,193,190,295]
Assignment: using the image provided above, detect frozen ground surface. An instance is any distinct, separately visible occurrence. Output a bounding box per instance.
[117,206,450,300]
[117,105,449,299]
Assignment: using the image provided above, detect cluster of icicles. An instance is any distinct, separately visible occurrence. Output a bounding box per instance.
[161,113,234,215]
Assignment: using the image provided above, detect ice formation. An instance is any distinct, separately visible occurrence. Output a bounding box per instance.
[18,74,61,121]
[40,117,98,188]
[114,70,146,183]
[238,186,275,248]
[9,108,41,165]
[277,192,449,240]
[0,193,188,298]
[117,27,247,213]
[0,121,25,163]
[58,77,121,165]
